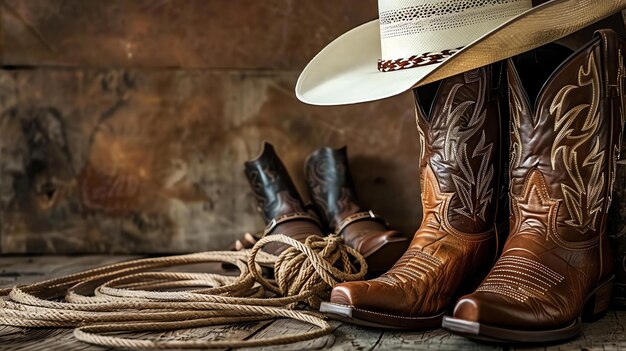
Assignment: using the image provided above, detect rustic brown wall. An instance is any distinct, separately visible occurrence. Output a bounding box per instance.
[0,0,421,253]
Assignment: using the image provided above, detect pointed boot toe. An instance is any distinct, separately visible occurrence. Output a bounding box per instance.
[320,280,444,330]
[326,280,385,313]
[450,293,535,327]
[451,296,481,322]
[444,291,582,343]
[329,282,359,306]
[451,294,528,325]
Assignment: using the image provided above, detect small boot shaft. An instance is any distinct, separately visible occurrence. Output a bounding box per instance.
[304,146,361,228]
[244,142,306,223]
[241,142,323,255]
[305,146,408,275]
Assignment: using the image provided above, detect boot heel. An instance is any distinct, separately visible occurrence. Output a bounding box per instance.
[581,278,614,322]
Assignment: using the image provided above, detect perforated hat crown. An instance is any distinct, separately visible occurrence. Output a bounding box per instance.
[377,0,530,71]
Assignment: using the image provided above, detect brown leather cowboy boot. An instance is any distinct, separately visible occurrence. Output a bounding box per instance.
[304,146,409,276]
[444,29,626,343]
[231,142,324,255]
[319,63,509,329]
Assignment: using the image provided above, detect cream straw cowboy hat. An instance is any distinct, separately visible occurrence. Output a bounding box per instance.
[296,0,626,106]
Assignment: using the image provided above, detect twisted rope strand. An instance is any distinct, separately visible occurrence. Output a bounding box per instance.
[0,234,366,349]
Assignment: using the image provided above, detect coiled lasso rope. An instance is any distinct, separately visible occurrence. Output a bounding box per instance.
[0,234,367,349]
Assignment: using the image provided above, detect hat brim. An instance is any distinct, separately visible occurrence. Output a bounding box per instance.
[296,0,626,106]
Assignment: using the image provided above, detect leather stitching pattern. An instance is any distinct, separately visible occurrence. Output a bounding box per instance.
[550,52,605,233]
[437,72,495,223]
[423,164,494,241]
[477,255,564,302]
[372,247,443,286]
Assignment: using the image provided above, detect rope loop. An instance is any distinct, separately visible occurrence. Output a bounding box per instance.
[0,233,367,349]
[250,234,367,308]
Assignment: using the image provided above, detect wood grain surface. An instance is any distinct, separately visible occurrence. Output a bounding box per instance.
[1,255,625,351]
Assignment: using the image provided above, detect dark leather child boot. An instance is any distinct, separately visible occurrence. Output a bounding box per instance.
[231,142,324,255]
[304,146,409,276]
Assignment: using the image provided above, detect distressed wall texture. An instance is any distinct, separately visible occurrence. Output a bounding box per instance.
[0,0,421,253]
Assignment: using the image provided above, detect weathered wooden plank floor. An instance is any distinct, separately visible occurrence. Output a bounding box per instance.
[0,256,625,351]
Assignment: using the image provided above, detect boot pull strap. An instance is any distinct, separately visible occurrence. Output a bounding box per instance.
[594,29,623,98]
[335,210,388,235]
[263,212,321,236]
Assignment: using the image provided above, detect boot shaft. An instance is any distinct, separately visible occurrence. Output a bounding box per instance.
[244,142,304,223]
[304,146,360,228]
[414,63,509,235]
[507,29,626,248]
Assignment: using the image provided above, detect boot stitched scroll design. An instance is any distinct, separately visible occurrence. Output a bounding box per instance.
[550,53,604,233]
[435,69,495,222]
[0,234,366,349]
